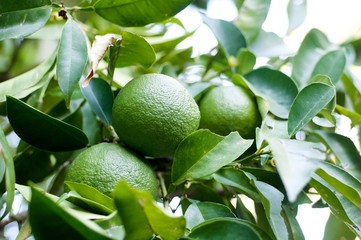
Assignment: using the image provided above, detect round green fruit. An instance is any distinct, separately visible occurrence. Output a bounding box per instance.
[112,73,200,158]
[65,143,158,197]
[198,85,261,139]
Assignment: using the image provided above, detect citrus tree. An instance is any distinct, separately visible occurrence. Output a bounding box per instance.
[1,0,361,239]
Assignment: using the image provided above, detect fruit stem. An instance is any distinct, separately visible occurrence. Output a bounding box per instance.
[157,172,170,211]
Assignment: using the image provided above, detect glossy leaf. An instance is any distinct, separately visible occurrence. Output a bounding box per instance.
[235,0,271,43]
[288,83,335,136]
[29,187,111,239]
[291,29,332,88]
[57,17,88,107]
[254,181,288,239]
[184,202,236,230]
[65,181,115,214]
[314,131,361,180]
[287,0,307,33]
[0,0,52,40]
[81,78,113,125]
[113,181,186,240]
[93,0,193,27]
[203,16,247,58]
[114,31,156,69]
[245,68,298,119]
[316,162,361,208]
[0,127,15,219]
[6,96,88,152]
[311,49,346,84]
[171,130,253,185]
[263,130,326,202]
[213,168,260,200]
[187,218,272,240]
[0,52,56,102]
[310,176,361,237]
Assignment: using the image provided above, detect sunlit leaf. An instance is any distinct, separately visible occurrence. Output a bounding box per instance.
[253,181,288,240]
[203,16,247,58]
[235,0,271,43]
[114,181,186,240]
[29,187,111,239]
[291,29,332,88]
[336,105,361,126]
[81,78,113,126]
[0,127,15,219]
[6,96,88,152]
[249,30,293,57]
[0,52,56,102]
[236,49,256,75]
[341,73,361,114]
[287,0,307,33]
[310,176,361,237]
[263,129,326,202]
[0,0,52,40]
[245,68,298,119]
[93,0,193,27]
[184,202,236,230]
[57,17,88,107]
[311,49,346,84]
[171,130,253,185]
[314,131,361,180]
[288,82,335,136]
[188,218,272,240]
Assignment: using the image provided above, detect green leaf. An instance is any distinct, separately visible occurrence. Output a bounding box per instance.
[310,176,361,237]
[184,202,236,230]
[0,0,52,40]
[263,130,326,202]
[65,181,115,215]
[288,82,335,136]
[236,49,256,75]
[57,17,88,107]
[249,30,293,57]
[314,131,361,180]
[29,187,111,240]
[291,29,332,88]
[282,205,305,240]
[113,181,186,240]
[213,168,260,200]
[114,31,156,69]
[323,213,356,240]
[234,0,271,43]
[0,127,15,219]
[316,162,361,208]
[287,0,307,33]
[311,49,346,84]
[245,68,298,119]
[171,130,253,185]
[148,30,194,52]
[341,73,361,114]
[0,52,56,102]
[81,78,113,126]
[6,96,88,152]
[203,16,247,58]
[93,0,193,27]
[187,218,272,240]
[253,181,288,240]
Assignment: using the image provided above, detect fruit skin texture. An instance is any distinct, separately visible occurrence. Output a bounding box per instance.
[198,85,261,139]
[112,73,200,158]
[65,143,158,197]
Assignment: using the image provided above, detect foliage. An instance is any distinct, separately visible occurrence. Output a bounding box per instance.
[1,0,361,239]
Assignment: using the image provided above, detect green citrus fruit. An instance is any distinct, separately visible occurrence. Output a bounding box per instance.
[112,73,200,158]
[198,85,261,139]
[65,143,158,197]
